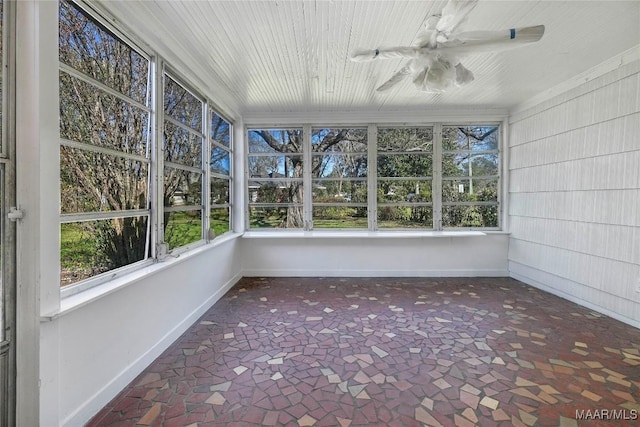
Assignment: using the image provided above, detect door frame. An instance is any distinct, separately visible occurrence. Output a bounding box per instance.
[0,0,17,425]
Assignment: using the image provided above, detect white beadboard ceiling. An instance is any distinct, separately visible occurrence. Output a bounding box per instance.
[100,0,640,119]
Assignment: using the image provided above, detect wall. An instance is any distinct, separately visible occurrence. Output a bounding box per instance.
[241,233,510,277]
[508,54,640,327]
[13,1,247,425]
[40,240,242,427]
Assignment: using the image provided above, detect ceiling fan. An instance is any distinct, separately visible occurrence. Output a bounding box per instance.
[350,0,545,93]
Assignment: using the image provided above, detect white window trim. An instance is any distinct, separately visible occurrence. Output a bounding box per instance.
[58,0,237,296]
[245,122,504,233]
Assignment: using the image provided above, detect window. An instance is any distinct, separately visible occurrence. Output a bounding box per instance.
[59,0,151,286]
[247,128,304,228]
[311,127,368,229]
[245,123,500,231]
[377,127,433,229]
[162,74,204,250]
[209,111,232,237]
[58,0,235,291]
[441,126,499,228]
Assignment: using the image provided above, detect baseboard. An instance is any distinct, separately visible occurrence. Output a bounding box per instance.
[62,272,243,427]
[241,268,510,278]
[509,268,640,329]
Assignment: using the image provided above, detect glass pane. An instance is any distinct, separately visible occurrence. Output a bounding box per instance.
[60,216,149,286]
[248,155,302,178]
[164,75,202,131]
[378,180,432,203]
[442,125,499,151]
[210,208,230,237]
[164,169,202,206]
[248,128,303,153]
[442,153,498,177]
[210,178,229,205]
[249,205,303,229]
[442,179,498,203]
[312,153,367,178]
[311,128,367,153]
[378,154,432,177]
[165,210,202,249]
[248,180,303,204]
[442,205,498,228]
[378,127,433,152]
[313,206,368,229]
[211,112,230,147]
[210,146,230,175]
[58,0,149,105]
[60,147,148,214]
[312,180,367,203]
[378,206,433,229]
[163,121,202,167]
[59,73,149,156]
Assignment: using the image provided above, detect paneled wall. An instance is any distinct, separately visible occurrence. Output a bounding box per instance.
[241,233,509,278]
[508,59,640,326]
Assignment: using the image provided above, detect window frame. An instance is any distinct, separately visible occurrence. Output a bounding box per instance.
[375,125,435,230]
[208,109,233,239]
[245,127,305,230]
[440,123,501,230]
[160,70,207,253]
[245,122,502,233]
[59,0,236,297]
[58,0,154,294]
[310,126,369,230]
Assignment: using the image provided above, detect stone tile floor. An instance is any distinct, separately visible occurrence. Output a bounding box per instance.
[88,277,640,426]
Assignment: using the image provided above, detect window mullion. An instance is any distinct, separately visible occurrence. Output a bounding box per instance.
[203,105,211,241]
[499,121,507,231]
[433,123,443,231]
[153,59,165,254]
[367,124,377,231]
[303,124,312,230]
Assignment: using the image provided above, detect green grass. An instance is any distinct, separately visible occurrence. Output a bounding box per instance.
[313,217,368,228]
[60,222,106,286]
[165,211,202,249]
[210,209,230,237]
[60,223,99,269]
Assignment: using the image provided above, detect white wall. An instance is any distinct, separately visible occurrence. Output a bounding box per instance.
[508,54,640,327]
[13,1,247,425]
[241,234,510,277]
[40,240,242,427]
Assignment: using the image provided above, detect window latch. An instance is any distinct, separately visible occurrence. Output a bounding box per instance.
[8,207,24,222]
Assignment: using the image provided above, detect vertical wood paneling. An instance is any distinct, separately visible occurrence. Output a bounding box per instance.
[509,60,640,325]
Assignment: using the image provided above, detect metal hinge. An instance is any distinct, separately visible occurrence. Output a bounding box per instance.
[8,207,24,222]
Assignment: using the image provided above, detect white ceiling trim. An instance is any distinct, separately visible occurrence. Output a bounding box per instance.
[243,108,509,127]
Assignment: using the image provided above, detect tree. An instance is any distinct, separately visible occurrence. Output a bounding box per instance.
[249,128,366,228]
[441,126,499,227]
[59,0,232,280]
[377,127,433,226]
[59,0,150,276]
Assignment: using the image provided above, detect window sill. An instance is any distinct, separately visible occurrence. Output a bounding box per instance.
[41,232,241,321]
[242,230,509,239]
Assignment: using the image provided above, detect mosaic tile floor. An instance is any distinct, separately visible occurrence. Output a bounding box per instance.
[88,277,640,426]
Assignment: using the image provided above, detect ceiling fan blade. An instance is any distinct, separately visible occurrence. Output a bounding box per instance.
[436,25,545,55]
[350,46,418,62]
[376,65,412,92]
[436,0,479,37]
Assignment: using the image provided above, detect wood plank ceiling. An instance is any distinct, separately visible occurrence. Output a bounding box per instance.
[102,1,640,118]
